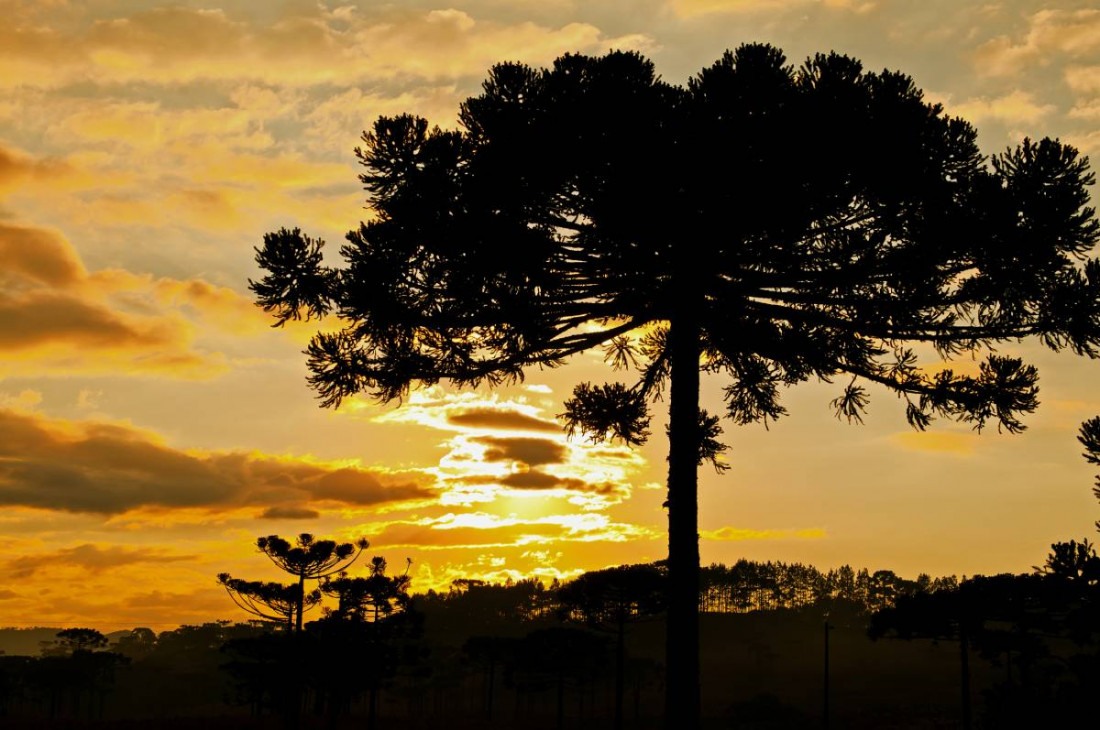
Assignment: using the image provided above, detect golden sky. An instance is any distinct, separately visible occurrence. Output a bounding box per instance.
[2,0,1100,630]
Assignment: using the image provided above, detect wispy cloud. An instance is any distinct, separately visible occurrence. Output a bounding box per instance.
[3,543,194,579]
[372,511,658,549]
[943,90,1055,126]
[975,9,1100,77]
[0,6,653,90]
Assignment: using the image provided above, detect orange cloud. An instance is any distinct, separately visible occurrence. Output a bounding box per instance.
[449,407,562,433]
[1066,65,1100,95]
[0,142,71,192]
[371,388,563,433]
[0,221,280,378]
[0,585,234,631]
[671,0,873,17]
[447,469,624,497]
[2,543,194,579]
[0,7,655,246]
[260,505,321,520]
[975,9,1100,76]
[372,511,656,550]
[0,5,654,90]
[372,390,646,509]
[0,408,434,515]
[474,436,568,466]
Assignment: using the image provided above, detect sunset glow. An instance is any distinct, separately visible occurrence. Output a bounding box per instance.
[2,0,1100,631]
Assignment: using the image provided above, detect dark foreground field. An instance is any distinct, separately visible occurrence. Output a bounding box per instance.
[0,608,1012,730]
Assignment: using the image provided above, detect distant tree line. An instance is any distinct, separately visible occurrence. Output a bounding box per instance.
[871,538,1100,729]
[410,559,960,623]
[699,560,959,614]
[2,543,1096,728]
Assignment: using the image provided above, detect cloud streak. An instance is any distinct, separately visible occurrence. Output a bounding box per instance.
[701,527,828,541]
[3,543,194,580]
[0,408,434,516]
[371,511,658,550]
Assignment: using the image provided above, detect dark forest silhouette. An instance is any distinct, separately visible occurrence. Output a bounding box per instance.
[3,541,1100,729]
[250,42,1100,729]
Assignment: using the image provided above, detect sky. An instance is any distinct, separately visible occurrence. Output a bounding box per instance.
[1,0,1100,631]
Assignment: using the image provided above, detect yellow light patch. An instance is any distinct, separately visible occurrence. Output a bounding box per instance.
[701,526,828,541]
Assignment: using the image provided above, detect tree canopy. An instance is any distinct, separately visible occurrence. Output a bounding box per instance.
[217,573,321,630]
[251,43,1100,728]
[254,45,1098,428]
[321,556,413,622]
[221,533,369,632]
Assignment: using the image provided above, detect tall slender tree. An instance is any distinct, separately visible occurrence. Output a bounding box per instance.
[251,44,1100,728]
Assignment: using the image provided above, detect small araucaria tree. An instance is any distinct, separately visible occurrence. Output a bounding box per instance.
[321,556,413,623]
[259,534,369,631]
[251,44,1100,728]
[217,574,322,631]
[222,533,369,632]
[53,628,109,655]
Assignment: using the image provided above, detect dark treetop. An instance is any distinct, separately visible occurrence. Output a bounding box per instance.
[253,45,1099,433]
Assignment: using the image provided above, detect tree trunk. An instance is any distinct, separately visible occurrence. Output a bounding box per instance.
[615,615,625,730]
[367,685,378,730]
[485,659,495,721]
[665,310,701,730]
[296,573,306,633]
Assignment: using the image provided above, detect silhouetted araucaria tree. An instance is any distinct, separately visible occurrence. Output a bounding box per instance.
[255,533,369,632]
[321,556,412,622]
[217,574,322,631]
[251,44,1100,729]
